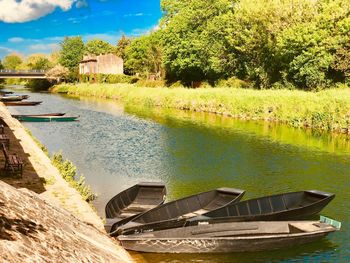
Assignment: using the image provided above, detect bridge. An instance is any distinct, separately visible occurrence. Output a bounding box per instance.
[0,69,48,79]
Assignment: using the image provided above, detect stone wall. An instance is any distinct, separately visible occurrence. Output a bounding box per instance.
[79,54,123,75]
[0,181,133,262]
[97,54,123,74]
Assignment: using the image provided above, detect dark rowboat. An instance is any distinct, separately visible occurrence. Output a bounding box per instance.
[4,101,42,106]
[118,217,340,253]
[121,190,334,235]
[0,95,24,102]
[105,182,167,233]
[12,113,66,118]
[115,188,245,235]
[0,91,13,95]
[16,116,79,122]
[186,190,335,226]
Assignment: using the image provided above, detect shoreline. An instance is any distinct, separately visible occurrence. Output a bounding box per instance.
[0,102,136,262]
[52,83,350,135]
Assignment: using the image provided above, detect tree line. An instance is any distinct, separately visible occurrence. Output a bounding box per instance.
[1,0,349,90]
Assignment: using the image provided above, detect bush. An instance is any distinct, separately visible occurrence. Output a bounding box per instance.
[216,77,251,89]
[135,79,166,88]
[52,152,96,202]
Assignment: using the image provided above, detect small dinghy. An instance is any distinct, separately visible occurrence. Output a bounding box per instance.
[4,101,42,106]
[115,188,245,235]
[104,182,167,233]
[12,113,66,118]
[185,190,335,226]
[17,115,78,122]
[118,216,341,253]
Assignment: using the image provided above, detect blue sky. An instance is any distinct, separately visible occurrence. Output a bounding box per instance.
[0,0,162,59]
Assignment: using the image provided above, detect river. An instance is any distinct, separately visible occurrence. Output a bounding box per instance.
[6,87,350,262]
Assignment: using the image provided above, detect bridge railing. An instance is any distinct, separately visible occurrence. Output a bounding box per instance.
[0,69,47,74]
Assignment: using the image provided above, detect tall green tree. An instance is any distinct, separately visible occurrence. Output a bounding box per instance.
[125,32,163,77]
[26,54,52,70]
[85,39,114,55]
[2,53,23,70]
[116,34,132,60]
[59,36,85,72]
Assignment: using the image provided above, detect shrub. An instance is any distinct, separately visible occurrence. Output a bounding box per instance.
[216,77,251,89]
[52,152,96,202]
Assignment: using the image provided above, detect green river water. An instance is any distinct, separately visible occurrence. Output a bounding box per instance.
[7,88,350,262]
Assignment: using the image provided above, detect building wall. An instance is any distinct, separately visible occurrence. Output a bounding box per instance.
[96,54,123,74]
[79,54,123,75]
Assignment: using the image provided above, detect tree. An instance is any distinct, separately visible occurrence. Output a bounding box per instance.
[2,53,23,69]
[116,34,132,60]
[124,32,163,77]
[160,0,235,84]
[85,39,114,55]
[46,64,70,82]
[59,36,85,72]
[26,54,52,70]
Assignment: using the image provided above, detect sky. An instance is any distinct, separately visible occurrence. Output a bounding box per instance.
[0,0,162,59]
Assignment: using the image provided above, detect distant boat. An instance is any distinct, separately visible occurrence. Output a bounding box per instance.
[118,217,341,253]
[115,188,245,236]
[12,113,66,118]
[104,182,167,233]
[4,101,42,106]
[0,91,14,95]
[0,95,24,102]
[17,115,79,122]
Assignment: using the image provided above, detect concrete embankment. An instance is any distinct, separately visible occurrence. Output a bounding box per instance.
[0,103,135,262]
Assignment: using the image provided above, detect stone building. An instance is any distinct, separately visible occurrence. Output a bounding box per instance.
[79,54,123,75]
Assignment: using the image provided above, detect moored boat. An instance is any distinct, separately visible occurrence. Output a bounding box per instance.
[185,190,335,226]
[104,182,167,233]
[0,95,24,102]
[118,216,341,253]
[120,190,334,235]
[12,113,66,118]
[4,101,42,106]
[0,91,13,95]
[115,188,245,235]
[17,115,79,122]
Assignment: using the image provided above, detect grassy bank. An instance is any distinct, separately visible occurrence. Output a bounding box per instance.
[25,128,96,202]
[52,83,350,133]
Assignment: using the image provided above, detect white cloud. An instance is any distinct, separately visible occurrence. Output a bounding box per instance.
[0,46,15,53]
[8,37,25,43]
[82,32,121,44]
[123,13,151,17]
[0,0,74,23]
[29,43,60,51]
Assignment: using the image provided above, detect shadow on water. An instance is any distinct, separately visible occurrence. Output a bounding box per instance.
[6,88,350,262]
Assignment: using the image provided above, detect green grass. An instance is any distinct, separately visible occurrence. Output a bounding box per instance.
[25,128,96,202]
[52,83,350,133]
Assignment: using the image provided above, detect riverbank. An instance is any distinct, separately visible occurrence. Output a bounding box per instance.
[52,83,350,134]
[0,103,135,262]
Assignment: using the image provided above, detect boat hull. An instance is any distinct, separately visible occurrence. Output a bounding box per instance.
[186,190,335,226]
[17,116,78,122]
[12,113,65,118]
[118,220,337,253]
[105,182,167,233]
[4,101,42,106]
[119,231,331,253]
[117,187,245,236]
